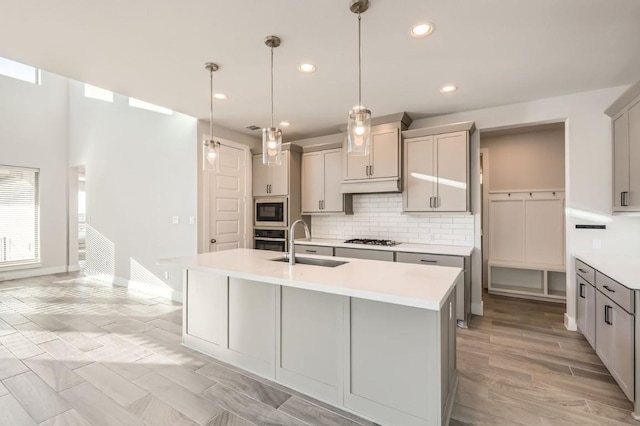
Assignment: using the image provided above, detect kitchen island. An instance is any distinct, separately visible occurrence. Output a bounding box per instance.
[163,248,461,426]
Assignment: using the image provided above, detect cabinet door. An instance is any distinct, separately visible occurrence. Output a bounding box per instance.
[302,152,323,213]
[585,282,596,349]
[577,279,587,334]
[613,113,630,210]
[370,128,399,179]
[323,149,344,212]
[524,198,564,265]
[628,99,640,209]
[253,155,270,196]
[612,302,634,401]
[269,151,289,196]
[344,136,370,181]
[186,271,228,346]
[489,199,525,263]
[435,131,468,211]
[404,137,435,211]
[595,291,614,371]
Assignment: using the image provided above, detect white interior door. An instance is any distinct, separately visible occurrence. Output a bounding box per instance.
[209,144,246,252]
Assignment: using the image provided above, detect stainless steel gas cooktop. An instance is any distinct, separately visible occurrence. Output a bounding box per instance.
[343,238,400,246]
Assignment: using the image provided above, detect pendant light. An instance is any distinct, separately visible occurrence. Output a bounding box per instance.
[347,0,371,156]
[262,35,283,166]
[203,62,221,171]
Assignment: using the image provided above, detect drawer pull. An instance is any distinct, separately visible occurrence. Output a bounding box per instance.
[420,259,438,263]
[305,249,317,253]
[603,285,615,293]
[578,268,587,274]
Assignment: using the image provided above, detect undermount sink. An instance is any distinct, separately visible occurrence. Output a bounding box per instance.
[271,256,348,268]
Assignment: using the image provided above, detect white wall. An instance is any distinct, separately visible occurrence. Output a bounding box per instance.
[311,194,474,246]
[412,85,640,328]
[481,124,565,191]
[68,80,198,300]
[0,71,70,279]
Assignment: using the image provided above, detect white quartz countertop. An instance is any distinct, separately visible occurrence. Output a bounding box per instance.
[293,238,474,257]
[161,248,462,311]
[575,252,640,290]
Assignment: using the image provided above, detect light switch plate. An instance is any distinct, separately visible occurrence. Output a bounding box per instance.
[189,216,196,225]
[172,216,180,225]
[592,239,602,249]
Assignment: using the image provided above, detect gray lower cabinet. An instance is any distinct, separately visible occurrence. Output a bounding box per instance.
[334,247,394,262]
[576,276,596,349]
[396,252,470,327]
[295,244,334,256]
[578,257,635,403]
[596,289,634,401]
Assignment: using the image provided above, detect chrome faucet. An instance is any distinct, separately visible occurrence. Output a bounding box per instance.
[288,219,311,265]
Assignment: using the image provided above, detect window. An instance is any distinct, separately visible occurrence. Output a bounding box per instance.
[128,97,173,115]
[0,57,40,84]
[84,83,113,102]
[0,166,40,267]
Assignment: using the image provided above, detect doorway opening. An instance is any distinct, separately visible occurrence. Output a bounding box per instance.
[480,122,567,308]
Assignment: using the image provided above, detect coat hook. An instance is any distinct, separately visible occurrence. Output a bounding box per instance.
[508,193,511,197]
[553,191,556,197]
[529,192,532,197]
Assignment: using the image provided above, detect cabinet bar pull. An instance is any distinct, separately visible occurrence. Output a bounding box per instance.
[429,196,434,208]
[604,305,610,325]
[603,285,615,293]
[305,249,317,253]
[370,165,374,176]
[622,191,630,207]
[578,268,587,273]
[579,283,585,298]
[321,200,325,210]
[420,259,438,263]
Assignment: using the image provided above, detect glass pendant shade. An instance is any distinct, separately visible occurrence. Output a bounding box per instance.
[204,138,220,172]
[347,106,371,156]
[262,127,282,166]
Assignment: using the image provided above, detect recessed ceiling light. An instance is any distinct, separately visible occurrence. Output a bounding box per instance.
[440,84,457,94]
[213,93,228,100]
[410,23,434,38]
[298,63,316,73]
[279,121,291,127]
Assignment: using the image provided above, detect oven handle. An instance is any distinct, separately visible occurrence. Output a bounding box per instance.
[254,237,287,242]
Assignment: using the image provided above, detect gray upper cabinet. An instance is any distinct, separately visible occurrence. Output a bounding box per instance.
[402,122,474,212]
[606,80,640,212]
[253,151,290,197]
[302,148,351,214]
[343,125,400,181]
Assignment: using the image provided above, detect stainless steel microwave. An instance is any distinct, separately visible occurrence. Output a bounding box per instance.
[254,197,287,227]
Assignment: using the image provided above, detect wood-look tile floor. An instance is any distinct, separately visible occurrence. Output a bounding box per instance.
[0,274,634,425]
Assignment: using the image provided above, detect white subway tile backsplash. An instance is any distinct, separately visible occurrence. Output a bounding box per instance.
[310,193,474,246]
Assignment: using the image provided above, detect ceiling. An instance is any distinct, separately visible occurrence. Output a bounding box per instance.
[1,0,639,141]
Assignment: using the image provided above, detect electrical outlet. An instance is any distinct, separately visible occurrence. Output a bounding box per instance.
[164,271,169,280]
[172,216,180,225]
[189,216,196,225]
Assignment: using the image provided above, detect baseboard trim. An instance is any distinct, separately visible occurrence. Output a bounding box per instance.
[471,300,484,316]
[0,265,69,282]
[85,271,183,302]
[564,313,577,331]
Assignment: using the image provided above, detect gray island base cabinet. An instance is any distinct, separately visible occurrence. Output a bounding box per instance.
[179,259,459,426]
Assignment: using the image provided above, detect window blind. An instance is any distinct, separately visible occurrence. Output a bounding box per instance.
[0,166,40,266]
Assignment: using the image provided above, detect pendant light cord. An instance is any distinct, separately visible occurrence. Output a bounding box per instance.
[209,68,214,142]
[358,13,362,107]
[270,46,274,128]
